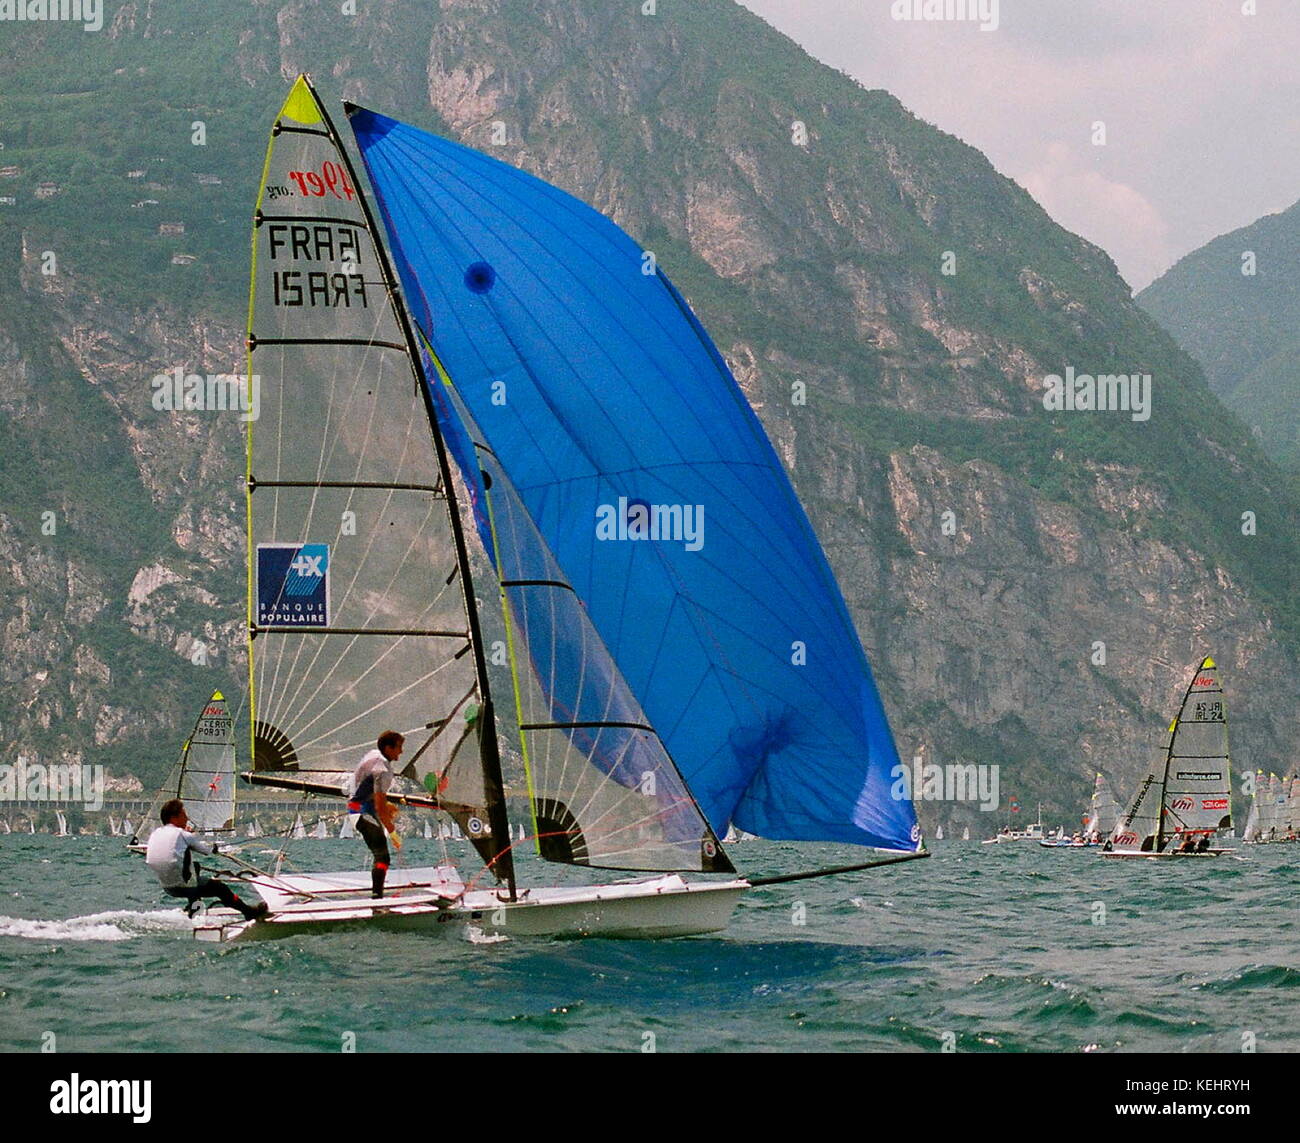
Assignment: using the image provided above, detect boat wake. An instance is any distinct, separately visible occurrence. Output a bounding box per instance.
[0,909,193,942]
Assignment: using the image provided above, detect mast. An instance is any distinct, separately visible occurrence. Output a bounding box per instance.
[300,84,517,899]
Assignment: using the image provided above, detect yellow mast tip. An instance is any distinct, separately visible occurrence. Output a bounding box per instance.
[1202,656,1215,668]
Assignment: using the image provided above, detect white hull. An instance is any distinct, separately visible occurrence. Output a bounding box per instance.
[194,865,749,943]
[1102,848,1230,860]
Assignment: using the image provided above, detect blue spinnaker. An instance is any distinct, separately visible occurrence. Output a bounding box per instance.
[350,107,920,852]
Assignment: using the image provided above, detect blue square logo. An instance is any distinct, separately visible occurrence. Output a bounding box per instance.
[257,543,330,627]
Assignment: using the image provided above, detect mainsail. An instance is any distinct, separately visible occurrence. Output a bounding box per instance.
[133,690,236,844]
[1158,657,1232,846]
[243,77,512,884]
[348,107,920,853]
[1087,772,1119,837]
[1109,657,1231,854]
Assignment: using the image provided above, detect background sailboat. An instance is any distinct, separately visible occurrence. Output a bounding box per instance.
[131,691,237,848]
[1105,658,1232,858]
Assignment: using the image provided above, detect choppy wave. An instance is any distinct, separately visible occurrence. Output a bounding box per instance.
[0,909,192,942]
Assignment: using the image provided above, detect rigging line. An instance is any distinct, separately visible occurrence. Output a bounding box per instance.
[257,307,403,728]
[265,492,456,732]
[270,598,463,741]
[746,850,930,887]
[268,391,447,721]
[253,478,444,492]
[254,239,403,718]
[289,658,464,752]
[251,336,408,350]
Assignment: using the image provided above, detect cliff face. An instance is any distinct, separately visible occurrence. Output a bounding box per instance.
[0,0,1294,822]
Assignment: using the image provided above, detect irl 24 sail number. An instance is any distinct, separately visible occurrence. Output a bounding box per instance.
[266,161,356,202]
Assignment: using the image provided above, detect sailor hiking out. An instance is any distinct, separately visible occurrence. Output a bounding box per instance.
[144,799,267,920]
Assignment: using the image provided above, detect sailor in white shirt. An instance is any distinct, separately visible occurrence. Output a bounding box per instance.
[347,731,404,898]
[144,799,267,920]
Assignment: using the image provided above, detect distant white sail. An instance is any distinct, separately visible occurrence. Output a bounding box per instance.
[935,825,944,841]
[311,819,328,839]
[134,690,237,846]
[1242,796,1261,843]
[962,826,970,841]
[1286,775,1300,836]
[292,815,307,840]
[1090,773,1120,837]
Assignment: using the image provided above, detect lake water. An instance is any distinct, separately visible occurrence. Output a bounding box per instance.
[2,833,1297,1053]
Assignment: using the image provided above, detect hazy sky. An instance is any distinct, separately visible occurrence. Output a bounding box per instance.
[738,0,1300,292]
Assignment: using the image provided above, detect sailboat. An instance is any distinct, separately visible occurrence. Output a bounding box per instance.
[1042,773,1118,847]
[422,821,434,841]
[961,826,970,841]
[934,825,944,841]
[311,819,329,839]
[290,816,308,841]
[1252,772,1300,844]
[1104,657,1232,858]
[55,810,68,837]
[193,76,923,942]
[130,690,237,850]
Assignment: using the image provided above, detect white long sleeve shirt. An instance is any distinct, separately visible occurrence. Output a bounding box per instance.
[145,824,215,889]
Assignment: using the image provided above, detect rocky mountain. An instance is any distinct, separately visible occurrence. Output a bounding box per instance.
[1138,198,1300,471]
[1,0,1295,829]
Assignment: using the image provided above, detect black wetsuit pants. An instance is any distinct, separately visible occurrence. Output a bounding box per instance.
[167,878,261,920]
[357,815,390,898]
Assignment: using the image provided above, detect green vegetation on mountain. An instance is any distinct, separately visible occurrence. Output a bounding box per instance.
[1139,198,1300,470]
[0,0,1296,819]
